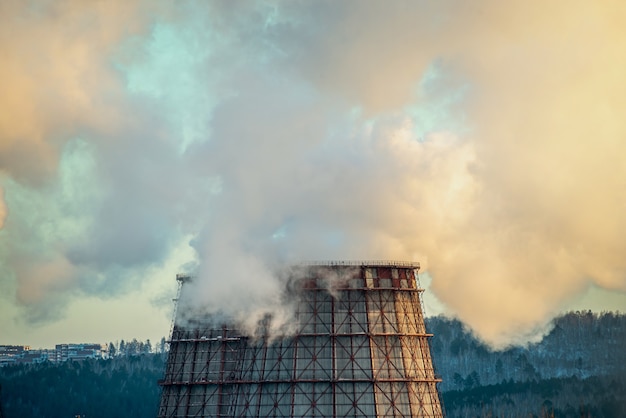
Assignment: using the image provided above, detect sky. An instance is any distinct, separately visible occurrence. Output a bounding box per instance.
[1,0,625,350]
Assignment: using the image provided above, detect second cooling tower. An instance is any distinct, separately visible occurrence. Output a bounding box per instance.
[158,261,444,417]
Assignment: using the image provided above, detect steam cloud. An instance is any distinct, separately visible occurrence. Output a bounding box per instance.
[1,0,625,347]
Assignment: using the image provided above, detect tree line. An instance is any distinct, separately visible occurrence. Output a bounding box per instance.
[427,311,626,417]
[106,337,168,357]
[0,354,166,418]
[0,311,624,417]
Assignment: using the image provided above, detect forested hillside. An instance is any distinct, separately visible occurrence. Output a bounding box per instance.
[427,311,626,417]
[0,354,165,418]
[427,311,626,391]
[0,311,624,417]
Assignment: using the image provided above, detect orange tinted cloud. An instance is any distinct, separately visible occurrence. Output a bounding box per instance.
[1,1,624,348]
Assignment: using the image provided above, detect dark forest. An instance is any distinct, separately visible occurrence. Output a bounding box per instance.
[1,311,624,418]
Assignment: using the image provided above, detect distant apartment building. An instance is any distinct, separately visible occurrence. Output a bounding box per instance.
[18,349,54,364]
[0,345,30,366]
[54,343,108,362]
[0,343,107,366]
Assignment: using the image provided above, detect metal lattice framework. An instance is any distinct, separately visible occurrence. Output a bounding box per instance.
[158,263,444,417]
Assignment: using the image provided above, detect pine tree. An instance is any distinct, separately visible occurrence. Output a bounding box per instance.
[108,342,117,358]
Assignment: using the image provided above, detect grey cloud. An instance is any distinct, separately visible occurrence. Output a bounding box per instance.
[1,1,625,348]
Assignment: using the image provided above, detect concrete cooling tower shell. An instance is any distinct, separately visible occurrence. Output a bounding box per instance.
[158,261,444,417]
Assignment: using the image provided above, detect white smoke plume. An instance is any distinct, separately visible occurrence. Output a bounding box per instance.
[0,186,6,229]
[0,0,625,347]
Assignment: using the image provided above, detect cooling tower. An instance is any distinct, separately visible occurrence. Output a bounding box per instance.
[158,261,444,417]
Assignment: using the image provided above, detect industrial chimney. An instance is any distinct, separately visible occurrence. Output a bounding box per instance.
[158,261,444,417]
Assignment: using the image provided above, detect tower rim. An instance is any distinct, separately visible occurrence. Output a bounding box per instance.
[297,260,420,270]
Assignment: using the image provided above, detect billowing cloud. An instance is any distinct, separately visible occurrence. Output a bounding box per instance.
[0,0,624,347]
[0,186,6,229]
